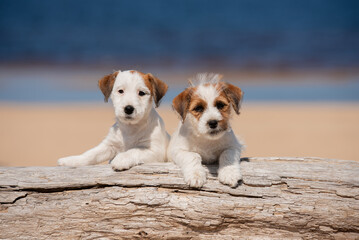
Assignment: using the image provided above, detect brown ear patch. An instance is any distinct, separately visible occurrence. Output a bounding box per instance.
[143,73,168,107]
[172,87,193,121]
[222,83,243,114]
[98,71,119,102]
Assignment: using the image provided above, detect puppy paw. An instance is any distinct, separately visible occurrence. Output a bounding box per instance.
[183,167,207,188]
[57,156,88,167]
[111,158,143,171]
[218,166,242,188]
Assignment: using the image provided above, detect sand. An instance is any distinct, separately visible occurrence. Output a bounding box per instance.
[0,103,358,167]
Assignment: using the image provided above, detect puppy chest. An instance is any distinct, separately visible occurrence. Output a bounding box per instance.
[107,135,136,153]
[112,126,152,151]
[191,144,224,163]
[121,137,149,151]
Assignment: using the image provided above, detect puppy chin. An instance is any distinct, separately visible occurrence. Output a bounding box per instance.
[205,128,227,139]
[195,125,227,140]
[117,114,142,125]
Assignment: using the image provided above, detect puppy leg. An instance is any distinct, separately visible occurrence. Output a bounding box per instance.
[171,150,207,188]
[218,148,242,187]
[111,148,160,171]
[58,141,116,167]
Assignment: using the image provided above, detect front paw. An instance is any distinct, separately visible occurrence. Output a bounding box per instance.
[218,166,242,188]
[111,157,143,171]
[57,156,88,167]
[183,167,207,188]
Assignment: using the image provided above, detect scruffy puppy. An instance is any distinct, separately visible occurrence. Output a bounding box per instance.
[167,73,244,188]
[58,70,169,171]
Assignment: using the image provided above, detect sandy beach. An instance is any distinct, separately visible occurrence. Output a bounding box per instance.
[0,102,358,167]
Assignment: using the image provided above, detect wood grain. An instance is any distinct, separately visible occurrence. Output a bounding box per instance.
[0,157,358,239]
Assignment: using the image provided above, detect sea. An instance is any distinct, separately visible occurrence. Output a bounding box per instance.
[0,0,358,102]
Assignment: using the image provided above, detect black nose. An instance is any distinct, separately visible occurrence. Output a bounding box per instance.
[207,120,218,129]
[124,105,135,115]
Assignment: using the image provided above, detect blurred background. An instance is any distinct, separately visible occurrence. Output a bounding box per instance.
[0,0,358,166]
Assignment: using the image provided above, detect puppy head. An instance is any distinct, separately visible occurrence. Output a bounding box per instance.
[99,70,168,124]
[173,74,243,139]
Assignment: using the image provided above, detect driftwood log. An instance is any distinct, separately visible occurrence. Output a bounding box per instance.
[0,157,358,239]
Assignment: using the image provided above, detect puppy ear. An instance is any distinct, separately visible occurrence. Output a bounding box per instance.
[145,73,168,107]
[172,88,192,121]
[223,83,243,114]
[98,71,119,102]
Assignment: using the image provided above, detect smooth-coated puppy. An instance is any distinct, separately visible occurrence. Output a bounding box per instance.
[167,73,244,188]
[58,70,169,171]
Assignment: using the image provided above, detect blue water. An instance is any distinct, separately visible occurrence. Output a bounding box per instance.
[1,0,358,103]
[1,74,358,103]
[1,0,359,69]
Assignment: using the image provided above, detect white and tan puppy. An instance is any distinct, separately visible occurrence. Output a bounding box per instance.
[168,73,244,188]
[58,70,169,171]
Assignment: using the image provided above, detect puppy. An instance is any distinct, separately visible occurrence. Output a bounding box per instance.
[58,70,169,171]
[167,73,244,188]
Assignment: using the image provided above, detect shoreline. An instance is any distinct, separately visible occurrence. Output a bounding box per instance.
[1,64,359,103]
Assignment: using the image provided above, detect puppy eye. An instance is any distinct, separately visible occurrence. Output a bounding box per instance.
[216,101,226,110]
[118,89,124,94]
[138,91,146,96]
[193,105,204,113]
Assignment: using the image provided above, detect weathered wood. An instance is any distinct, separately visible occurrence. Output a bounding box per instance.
[0,157,358,239]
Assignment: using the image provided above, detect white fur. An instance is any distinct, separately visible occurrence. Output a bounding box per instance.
[189,73,222,86]
[194,84,224,138]
[168,75,243,188]
[58,70,169,170]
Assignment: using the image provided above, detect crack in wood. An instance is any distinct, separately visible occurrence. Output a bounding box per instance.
[0,158,358,239]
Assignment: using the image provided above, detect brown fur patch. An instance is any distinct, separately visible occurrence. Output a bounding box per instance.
[98,71,119,102]
[172,87,194,121]
[142,73,168,107]
[220,82,243,114]
[188,95,208,121]
[128,71,168,107]
[215,92,231,130]
[174,81,243,124]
